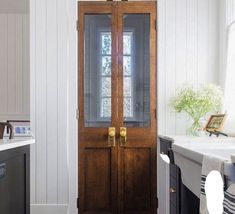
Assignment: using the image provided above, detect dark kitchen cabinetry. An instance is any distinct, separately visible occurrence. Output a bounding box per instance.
[0,145,30,214]
[159,136,199,214]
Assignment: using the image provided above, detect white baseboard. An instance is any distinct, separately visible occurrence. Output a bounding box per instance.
[31,204,68,214]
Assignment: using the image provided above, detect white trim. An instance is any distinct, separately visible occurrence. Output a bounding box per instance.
[68,0,78,213]
[31,204,68,214]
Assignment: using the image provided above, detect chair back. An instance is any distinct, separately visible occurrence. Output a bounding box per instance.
[0,122,13,139]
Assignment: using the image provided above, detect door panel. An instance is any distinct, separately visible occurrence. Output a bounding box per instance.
[78,2,157,214]
[84,148,112,211]
[122,148,151,211]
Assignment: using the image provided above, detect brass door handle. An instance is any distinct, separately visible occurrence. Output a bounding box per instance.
[108,127,116,147]
[119,127,127,146]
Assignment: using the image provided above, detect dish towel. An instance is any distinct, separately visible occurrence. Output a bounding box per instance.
[200,155,224,214]
[223,184,235,214]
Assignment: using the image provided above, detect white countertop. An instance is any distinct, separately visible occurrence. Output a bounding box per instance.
[167,135,235,164]
[0,137,35,152]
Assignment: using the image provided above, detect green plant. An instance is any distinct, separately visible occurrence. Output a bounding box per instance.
[170,84,223,135]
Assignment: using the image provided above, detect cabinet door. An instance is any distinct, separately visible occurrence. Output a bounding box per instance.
[0,146,30,214]
[78,3,118,213]
[78,2,157,214]
[117,3,157,214]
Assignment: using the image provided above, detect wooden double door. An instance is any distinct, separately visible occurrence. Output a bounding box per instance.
[78,2,157,213]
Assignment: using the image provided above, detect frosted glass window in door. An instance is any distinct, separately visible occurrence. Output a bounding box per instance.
[123,14,150,127]
[99,31,134,119]
[84,14,112,127]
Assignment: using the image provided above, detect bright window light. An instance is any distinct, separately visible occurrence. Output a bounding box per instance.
[224,22,235,115]
[100,31,133,118]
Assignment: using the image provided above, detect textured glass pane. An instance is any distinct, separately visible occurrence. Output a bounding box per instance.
[101,77,111,97]
[124,77,132,97]
[123,14,150,127]
[84,14,112,127]
[123,56,131,75]
[123,34,131,55]
[102,56,111,75]
[101,98,111,118]
[102,33,111,55]
[124,98,132,118]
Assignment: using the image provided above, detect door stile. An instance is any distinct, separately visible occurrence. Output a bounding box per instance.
[111,3,119,213]
[116,6,123,213]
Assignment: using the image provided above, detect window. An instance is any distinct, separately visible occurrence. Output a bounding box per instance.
[224,22,235,116]
[123,32,133,118]
[100,31,134,118]
[100,32,112,118]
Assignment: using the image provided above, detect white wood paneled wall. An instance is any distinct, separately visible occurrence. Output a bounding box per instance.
[30,0,69,210]
[157,0,220,135]
[0,14,29,121]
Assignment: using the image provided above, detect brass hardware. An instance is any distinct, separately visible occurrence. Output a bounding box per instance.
[108,127,116,147]
[119,127,127,146]
[170,188,176,193]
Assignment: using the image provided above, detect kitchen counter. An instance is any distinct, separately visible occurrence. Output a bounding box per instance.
[161,135,235,197]
[0,137,33,214]
[0,137,35,152]
[171,135,235,163]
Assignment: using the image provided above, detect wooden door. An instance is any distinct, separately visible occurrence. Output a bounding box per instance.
[116,3,157,213]
[78,2,157,214]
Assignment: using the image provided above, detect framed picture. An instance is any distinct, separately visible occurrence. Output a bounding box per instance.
[204,114,226,132]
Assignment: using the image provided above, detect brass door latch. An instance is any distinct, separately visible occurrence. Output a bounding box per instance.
[119,127,127,146]
[108,127,116,147]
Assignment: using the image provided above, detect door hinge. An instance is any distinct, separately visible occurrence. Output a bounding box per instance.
[77,197,79,209]
[76,109,80,119]
[76,20,79,31]
[155,108,157,119]
[155,19,157,30]
[157,197,158,208]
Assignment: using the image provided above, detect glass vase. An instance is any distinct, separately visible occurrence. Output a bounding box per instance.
[187,119,201,136]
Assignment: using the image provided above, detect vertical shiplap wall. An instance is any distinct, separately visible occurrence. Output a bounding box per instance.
[157,0,220,135]
[0,14,29,121]
[30,0,69,209]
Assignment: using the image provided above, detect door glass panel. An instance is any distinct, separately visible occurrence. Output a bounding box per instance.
[123,14,150,127]
[84,14,112,127]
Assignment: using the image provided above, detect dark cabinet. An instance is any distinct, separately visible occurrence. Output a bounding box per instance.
[159,136,199,214]
[159,136,180,214]
[0,145,30,214]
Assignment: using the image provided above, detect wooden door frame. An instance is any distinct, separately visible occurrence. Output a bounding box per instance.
[77,2,157,213]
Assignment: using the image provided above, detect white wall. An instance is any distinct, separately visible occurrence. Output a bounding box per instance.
[0,14,30,121]
[158,0,220,135]
[0,0,29,13]
[30,0,69,212]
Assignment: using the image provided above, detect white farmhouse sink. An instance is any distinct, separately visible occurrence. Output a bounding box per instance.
[169,135,235,197]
